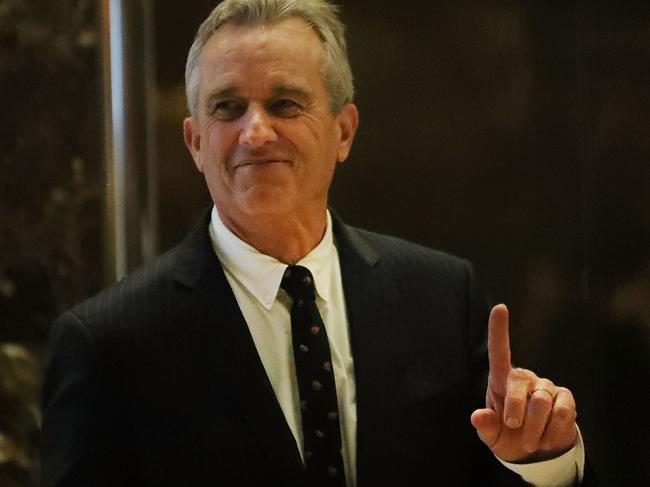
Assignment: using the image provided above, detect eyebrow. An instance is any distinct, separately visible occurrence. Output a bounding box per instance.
[204,83,313,106]
[205,85,239,107]
[271,84,312,102]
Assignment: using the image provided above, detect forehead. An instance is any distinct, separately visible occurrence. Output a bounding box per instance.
[198,18,326,95]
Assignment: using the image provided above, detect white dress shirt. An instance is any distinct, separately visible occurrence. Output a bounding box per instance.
[210,207,357,486]
[208,205,584,487]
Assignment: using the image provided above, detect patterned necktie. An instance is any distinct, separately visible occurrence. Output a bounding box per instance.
[281,265,346,486]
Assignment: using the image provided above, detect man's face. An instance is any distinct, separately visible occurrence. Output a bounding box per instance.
[184,19,358,224]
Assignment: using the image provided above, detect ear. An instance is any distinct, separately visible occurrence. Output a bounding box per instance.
[335,103,359,163]
[183,117,204,172]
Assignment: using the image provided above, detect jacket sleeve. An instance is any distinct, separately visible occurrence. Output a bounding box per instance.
[40,311,136,487]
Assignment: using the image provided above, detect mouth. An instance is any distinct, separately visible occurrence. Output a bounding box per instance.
[236,159,291,168]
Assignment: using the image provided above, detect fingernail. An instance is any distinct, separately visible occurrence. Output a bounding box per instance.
[506,416,520,428]
[523,441,537,453]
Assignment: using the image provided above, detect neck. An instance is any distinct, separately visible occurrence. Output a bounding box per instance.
[217,206,328,265]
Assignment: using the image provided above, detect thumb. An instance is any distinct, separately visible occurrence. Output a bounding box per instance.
[471,408,501,448]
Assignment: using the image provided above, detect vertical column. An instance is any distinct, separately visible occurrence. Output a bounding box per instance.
[101,0,158,282]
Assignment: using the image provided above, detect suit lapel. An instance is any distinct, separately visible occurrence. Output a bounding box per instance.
[334,220,410,486]
[168,211,428,486]
[170,214,309,485]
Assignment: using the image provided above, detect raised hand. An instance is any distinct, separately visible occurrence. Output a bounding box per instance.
[470,304,578,462]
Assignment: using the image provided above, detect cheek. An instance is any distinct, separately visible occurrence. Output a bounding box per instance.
[203,127,223,154]
[202,128,236,168]
[314,129,341,170]
[195,135,232,194]
[295,121,337,160]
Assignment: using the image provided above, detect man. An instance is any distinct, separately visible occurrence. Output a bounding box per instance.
[41,1,593,486]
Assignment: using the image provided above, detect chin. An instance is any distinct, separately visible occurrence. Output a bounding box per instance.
[238,188,297,217]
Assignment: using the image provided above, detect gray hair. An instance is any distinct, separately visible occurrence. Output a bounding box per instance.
[185,0,354,118]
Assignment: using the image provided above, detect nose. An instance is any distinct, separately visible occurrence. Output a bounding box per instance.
[239,105,278,147]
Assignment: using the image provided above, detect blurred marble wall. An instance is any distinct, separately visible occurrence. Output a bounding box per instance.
[0,0,103,484]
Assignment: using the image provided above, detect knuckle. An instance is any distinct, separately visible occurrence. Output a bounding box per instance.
[554,405,577,424]
[538,378,555,389]
[530,392,553,410]
[509,368,530,382]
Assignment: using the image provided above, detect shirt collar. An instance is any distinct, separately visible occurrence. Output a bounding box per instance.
[208,206,335,310]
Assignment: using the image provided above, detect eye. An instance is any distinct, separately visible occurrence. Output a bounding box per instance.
[211,100,246,121]
[271,99,302,117]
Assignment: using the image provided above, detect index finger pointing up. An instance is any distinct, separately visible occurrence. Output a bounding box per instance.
[488,304,512,389]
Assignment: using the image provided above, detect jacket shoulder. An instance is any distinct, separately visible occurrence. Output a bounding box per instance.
[343,225,472,278]
[63,240,190,336]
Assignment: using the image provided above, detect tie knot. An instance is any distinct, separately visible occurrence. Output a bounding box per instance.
[281,265,316,300]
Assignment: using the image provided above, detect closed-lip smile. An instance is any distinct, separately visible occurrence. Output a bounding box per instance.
[236,158,290,167]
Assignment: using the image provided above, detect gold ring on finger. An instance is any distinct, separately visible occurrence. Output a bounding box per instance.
[531,388,556,400]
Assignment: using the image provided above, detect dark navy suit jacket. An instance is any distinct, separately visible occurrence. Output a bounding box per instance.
[41,212,579,486]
